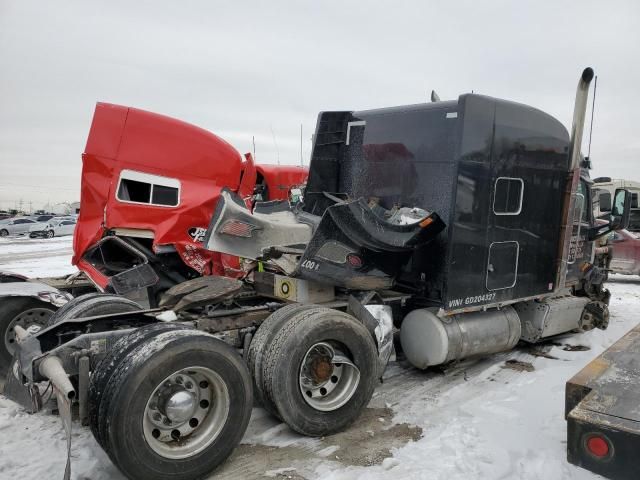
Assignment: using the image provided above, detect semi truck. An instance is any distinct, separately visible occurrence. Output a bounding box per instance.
[0,103,307,373]
[3,68,632,480]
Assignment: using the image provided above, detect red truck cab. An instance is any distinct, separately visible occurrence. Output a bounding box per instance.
[74,103,307,296]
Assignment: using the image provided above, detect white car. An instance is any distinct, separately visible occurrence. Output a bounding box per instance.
[0,217,39,237]
[28,217,77,238]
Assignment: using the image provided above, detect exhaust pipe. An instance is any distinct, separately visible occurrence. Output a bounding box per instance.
[568,67,595,170]
[13,325,76,400]
[39,356,76,400]
[556,67,595,290]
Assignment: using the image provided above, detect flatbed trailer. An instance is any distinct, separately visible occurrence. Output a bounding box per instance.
[566,322,640,479]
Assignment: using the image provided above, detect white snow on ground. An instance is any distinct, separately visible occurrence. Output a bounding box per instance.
[1,236,638,480]
[0,236,77,277]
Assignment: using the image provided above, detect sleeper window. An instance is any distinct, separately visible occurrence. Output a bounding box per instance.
[116,170,180,207]
[493,177,523,215]
[118,179,151,203]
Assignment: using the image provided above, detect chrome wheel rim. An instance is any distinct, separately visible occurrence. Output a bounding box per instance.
[5,308,53,355]
[142,366,230,459]
[298,341,360,412]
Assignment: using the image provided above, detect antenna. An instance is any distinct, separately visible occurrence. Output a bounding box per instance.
[300,124,303,166]
[270,125,280,165]
[252,136,256,160]
[587,75,598,159]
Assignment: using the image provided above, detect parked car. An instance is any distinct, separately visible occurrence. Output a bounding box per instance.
[609,229,640,276]
[30,214,56,223]
[28,217,77,238]
[0,217,39,237]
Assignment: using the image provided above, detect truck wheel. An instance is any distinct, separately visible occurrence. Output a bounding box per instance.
[89,322,192,448]
[247,303,320,417]
[261,308,378,436]
[0,298,55,371]
[99,330,252,480]
[46,294,142,327]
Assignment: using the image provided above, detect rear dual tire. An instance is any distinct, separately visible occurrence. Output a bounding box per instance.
[90,327,252,480]
[250,306,378,436]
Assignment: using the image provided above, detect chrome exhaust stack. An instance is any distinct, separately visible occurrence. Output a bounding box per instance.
[568,68,595,170]
[556,67,595,289]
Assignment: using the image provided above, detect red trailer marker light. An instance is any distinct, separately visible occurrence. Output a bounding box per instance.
[347,253,363,268]
[585,434,610,458]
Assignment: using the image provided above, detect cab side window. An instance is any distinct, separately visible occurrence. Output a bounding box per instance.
[493,177,523,215]
[576,181,590,224]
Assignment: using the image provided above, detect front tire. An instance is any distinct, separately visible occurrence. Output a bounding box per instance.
[45,230,54,238]
[261,307,378,436]
[100,330,252,480]
[0,229,8,237]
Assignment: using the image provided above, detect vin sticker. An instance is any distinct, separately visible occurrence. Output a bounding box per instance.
[448,292,496,309]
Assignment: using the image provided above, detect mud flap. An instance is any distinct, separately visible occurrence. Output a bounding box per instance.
[348,296,395,379]
[3,360,41,413]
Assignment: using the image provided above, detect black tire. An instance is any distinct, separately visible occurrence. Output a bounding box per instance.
[247,303,320,417]
[261,307,378,437]
[0,297,55,371]
[46,230,54,238]
[0,229,8,237]
[46,293,141,327]
[100,330,252,480]
[89,322,192,447]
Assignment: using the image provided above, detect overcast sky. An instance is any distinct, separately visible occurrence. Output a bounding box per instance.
[1,0,639,210]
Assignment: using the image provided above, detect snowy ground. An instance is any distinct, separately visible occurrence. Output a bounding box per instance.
[1,236,638,480]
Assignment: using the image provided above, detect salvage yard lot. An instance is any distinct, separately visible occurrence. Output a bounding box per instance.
[1,236,638,479]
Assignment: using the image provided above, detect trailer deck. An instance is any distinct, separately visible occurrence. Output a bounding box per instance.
[566,321,640,479]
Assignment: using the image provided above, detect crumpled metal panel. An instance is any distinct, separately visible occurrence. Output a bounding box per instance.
[203,189,312,261]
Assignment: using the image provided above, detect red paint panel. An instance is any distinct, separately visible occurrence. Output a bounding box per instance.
[257,164,308,200]
[84,103,128,160]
